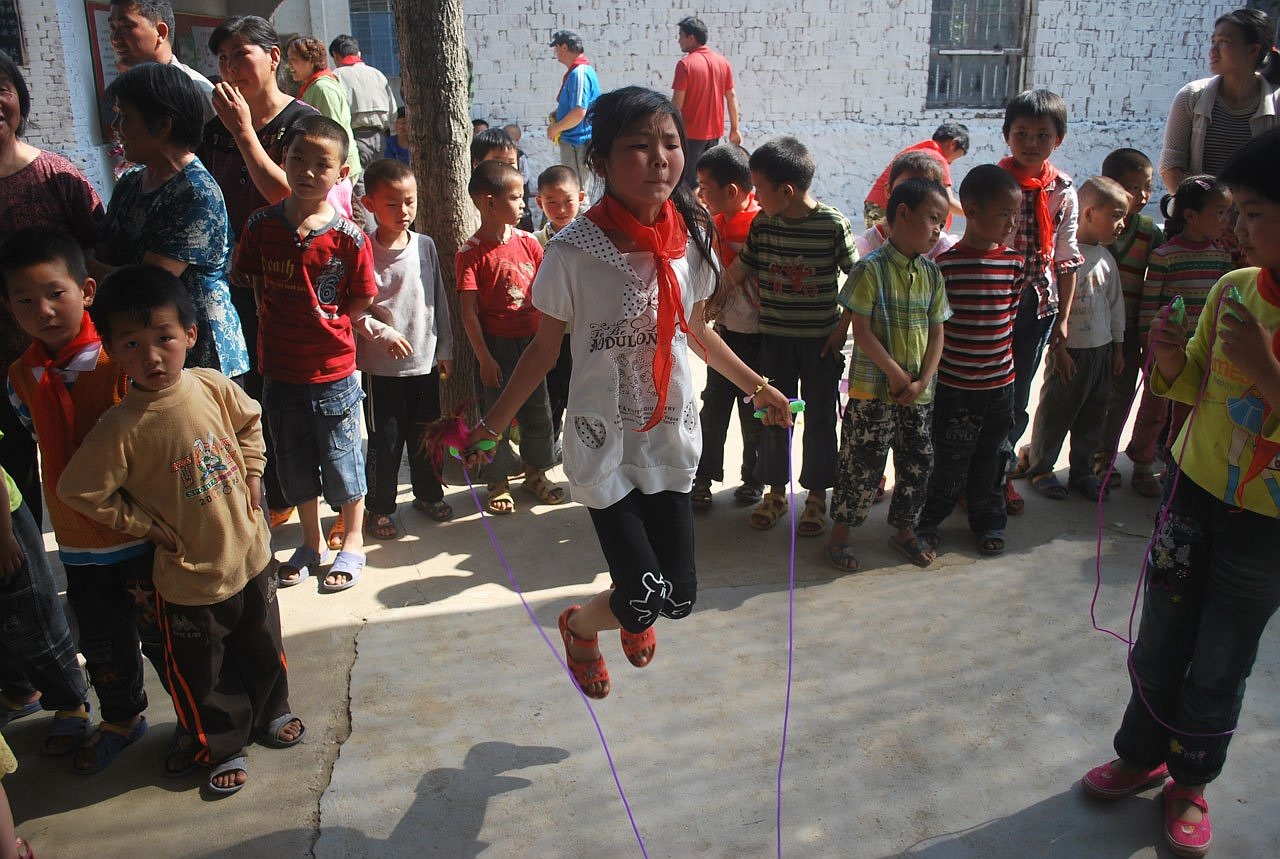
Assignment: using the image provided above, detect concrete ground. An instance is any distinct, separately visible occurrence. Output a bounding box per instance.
[7,362,1280,859]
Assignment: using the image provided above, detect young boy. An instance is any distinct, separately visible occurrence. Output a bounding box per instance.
[470,127,519,171]
[1022,177,1128,501]
[726,136,858,535]
[233,114,377,593]
[692,143,765,507]
[824,179,951,571]
[1,227,160,775]
[1000,89,1084,515]
[856,151,958,261]
[503,123,539,231]
[916,166,1026,558]
[457,160,563,514]
[532,165,586,450]
[1094,148,1165,486]
[59,266,304,797]
[383,106,410,163]
[356,158,455,537]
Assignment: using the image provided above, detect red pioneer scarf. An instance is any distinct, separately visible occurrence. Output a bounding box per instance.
[1000,157,1061,267]
[19,311,100,480]
[557,55,591,100]
[587,195,695,432]
[296,68,337,101]
[336,55,362,67]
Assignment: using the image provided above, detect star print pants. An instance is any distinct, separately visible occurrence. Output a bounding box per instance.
[64,548,169,724]
[830,398,933,531]
[1113,473,1280,786]
[589,490,697,634]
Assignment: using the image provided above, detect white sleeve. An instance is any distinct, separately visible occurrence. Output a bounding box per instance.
[532,242,573,323]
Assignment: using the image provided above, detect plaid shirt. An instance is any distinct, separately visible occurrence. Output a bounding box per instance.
[840,242,951,404]
[1009,171,1085,319]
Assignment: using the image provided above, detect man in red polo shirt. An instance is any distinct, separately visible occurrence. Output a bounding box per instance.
[863,122,969,227]
[671,16,741,188]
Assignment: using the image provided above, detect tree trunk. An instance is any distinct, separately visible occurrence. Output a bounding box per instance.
[391,0,478,426]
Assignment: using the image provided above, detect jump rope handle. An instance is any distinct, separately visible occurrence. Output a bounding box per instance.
[448,438,498,459]
[754,398,806,420]
[1224,284,1245,321]
[1168,295,1186,329]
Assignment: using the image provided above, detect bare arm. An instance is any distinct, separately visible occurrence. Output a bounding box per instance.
[1052,269,1078,348]
[671,89,686,111]
[725,89,742,145]
[459,292,501,387]
[211,83,291,205]
[548,107,587,139]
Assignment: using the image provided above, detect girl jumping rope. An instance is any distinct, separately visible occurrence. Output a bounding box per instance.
[1081,128,1280,858]
[466,86,790,698]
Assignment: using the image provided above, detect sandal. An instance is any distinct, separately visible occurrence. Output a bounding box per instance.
[321,551,365,593]
[254,712,306,749]
[620,626,656,668]
[1070,474,1109,502]
[733,483,763,505]
[522,471,566,505]
[0,692,41,727]
[326,514,347,550]
[889,534,935,568]
[1131,468,1163,498]
[44,707,92,756]
[165,725,199,778]
[1082,759,1168,799]
[1009,445,1031,479]
[873,474,888,504]
[364,512,398,540]
[72,717,148,775]
[267,506,294,529]
[796,494,827,537]
[1094,455,1122,488]
[1163,782,1212,857]
[824,541,860,572]
[917,528,941,550]
[1030,473,1070,500]
[691,478,713,509]
[205,753,248,798]
[1004,478,1025,515]
[977,530,1005,557]
[558,606,609,698]
[748,491,788,530]
[278,546,322,588]
[486,483,515,515]
[412,498,453,522]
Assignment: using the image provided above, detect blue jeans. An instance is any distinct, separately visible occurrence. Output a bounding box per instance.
[0,502,88,711]
[1113,472,1280,785]
[264,374,367,507]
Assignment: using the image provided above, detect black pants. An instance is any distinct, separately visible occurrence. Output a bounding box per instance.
[158,563,291,766]
[0,397,39,528]
[918,383,1012,535]
[362,371,444,514]
[755,334,843,490]
[589,490,697,634]
[682,137,720,188]
[696,328,763,487]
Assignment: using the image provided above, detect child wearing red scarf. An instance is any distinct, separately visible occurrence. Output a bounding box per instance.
[0,228,165,776]
[467,87,789,699]
[1081,129,1280,858]
[999,89,1086,515]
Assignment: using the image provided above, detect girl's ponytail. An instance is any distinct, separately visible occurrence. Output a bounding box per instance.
[1162,175,1229,240]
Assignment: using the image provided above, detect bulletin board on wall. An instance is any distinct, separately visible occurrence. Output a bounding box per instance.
[0,0,23,64]
[85,2,223,138]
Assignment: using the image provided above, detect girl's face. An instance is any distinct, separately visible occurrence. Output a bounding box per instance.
[600,112,684,219]
[1182,192,1233,243]
[0,72,22,143]
[1209,22,1260,78]
[216,36,280,100]
[1233,187,1280,269]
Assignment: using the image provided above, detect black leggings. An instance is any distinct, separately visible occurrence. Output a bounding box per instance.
[589,490,697,634]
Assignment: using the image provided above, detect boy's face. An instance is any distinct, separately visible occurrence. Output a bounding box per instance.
[475,147,519,171]
[1114,166,1153,216]
[104,305,196,393]
[751,172,791,217]
[485,179,525,227]
[891,192,949,256]
[536,181,583,230]
[284,134,349,203]
[1004,116,1064,172]
[395,114,408,139]
[1082,201,1128,244]
[964,187,1022,247]
[696,171,742,217]
[1232,187,1280,270]
[363,176,418,235]
[3,260,94,352]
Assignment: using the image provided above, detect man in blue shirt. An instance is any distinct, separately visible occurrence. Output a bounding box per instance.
[547,30,600,200]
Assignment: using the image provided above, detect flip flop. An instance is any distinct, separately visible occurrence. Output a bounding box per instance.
[1070,474,1110,502]
[824,541,860,572]
[1030,473,1070,500]
[44,706,92,756]
[321,550,365,593]
[888,534,935,568]
[165,724,199,778]
[278,546,322,588]
[205,754,248,798]
[412,498,452,522]
[0,693,41,728]
[364,512,398,540]
[255,712,307,749]
[72,717,149,775]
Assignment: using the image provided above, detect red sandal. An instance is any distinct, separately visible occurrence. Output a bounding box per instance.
[558,606,610,699]
[620,626,656,668]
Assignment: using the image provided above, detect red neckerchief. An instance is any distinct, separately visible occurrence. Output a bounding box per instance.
[712,192,761,267]
[296,68,337,101]
[1000,157,1061,267]
[1231,270,1280,505]
[557,55,591,100]
[586,195,694,432]
[337,55,362,67]
[19,311,100,481]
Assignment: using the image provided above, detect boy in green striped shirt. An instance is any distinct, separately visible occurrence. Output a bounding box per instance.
[725,136,857,536]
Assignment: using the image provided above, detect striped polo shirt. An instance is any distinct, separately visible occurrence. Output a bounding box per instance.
[1138,235,1233,335]
[737,202,857,337]
[934,243,1026,390]
[1107,214,1165,329]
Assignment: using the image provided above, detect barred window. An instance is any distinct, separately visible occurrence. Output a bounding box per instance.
[350,0,400,77]
[927,0,1029,109]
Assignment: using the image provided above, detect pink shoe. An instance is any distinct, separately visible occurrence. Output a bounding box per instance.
[1081,759,1169,798]
[1163,782,1211,857]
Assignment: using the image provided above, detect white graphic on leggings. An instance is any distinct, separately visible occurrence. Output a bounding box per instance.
[629,571,691,625]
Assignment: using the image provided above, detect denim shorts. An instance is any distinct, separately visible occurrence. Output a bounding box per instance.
[263,373,366,507]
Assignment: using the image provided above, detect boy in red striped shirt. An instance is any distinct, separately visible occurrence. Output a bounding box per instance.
[917,165,1026,557]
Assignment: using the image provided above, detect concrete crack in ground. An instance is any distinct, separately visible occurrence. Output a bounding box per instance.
[308,617,365,858]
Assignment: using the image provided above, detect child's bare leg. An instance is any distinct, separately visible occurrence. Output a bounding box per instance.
[0,782,18,859]
[896,526,936,564]
[563,590,621,696]
[338,497,365,556]
[297,498,323,554]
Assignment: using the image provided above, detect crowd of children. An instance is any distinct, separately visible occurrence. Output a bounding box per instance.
[2,30,1279,858]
